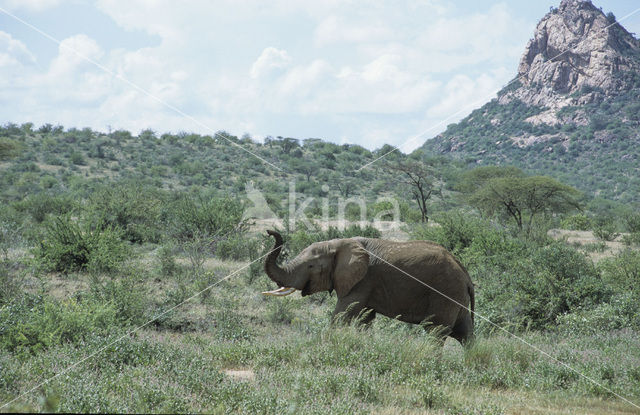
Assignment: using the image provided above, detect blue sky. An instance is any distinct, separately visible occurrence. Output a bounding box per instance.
[1,0,639,152]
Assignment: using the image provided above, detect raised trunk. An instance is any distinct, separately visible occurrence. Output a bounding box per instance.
[264,230,296,287]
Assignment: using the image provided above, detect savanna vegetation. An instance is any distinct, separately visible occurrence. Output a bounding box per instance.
[1,123,639,413]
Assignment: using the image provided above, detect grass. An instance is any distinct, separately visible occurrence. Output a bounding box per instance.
[1,248,640,414]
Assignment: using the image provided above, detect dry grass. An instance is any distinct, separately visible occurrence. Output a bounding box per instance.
[548,229,627,262]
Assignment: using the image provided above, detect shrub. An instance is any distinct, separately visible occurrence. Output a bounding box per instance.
[621,232,640,246]
[69,151,85,165]
[87,183,164,244]
[35,216,130,273]
[12,193,76,223]
[560,213,592,231]
[0,261,19,305]
[0,208,23,259]
[623,212,640,233]
[0,295,117,356]
[216,235,263,261]
[158,244,178,277]
[266,297,297,324]
[278,224,382,258]
[556,294,640,334]
[511,244,611,330]
[168,195,246,243]
[593,218,621,241]
[598,249,640,295]
[89,274,149,325]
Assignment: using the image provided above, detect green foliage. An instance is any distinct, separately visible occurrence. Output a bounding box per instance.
[34,216,130,273]
[12,193,75,224]
[157,244,178,277]
[266,297,297,324]
[279,224,381,258]
[623,212,640,233]
[455,165,525,193]
[88,273,149,325]
[557,294,640,334]
[216,235,263,261]
[0,138,21,160]
[513,244,610,329]
[168,195,246,243]
[621,232,640,246]
[598,249,640,296]
[560,213,593,231]
[0,295,117,357]
[69,152,85,165]
[87,183,164,244]
[466,173,581,233]
[593,218,621,241]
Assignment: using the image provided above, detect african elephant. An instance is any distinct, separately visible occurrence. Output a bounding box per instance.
[263,230,475,345]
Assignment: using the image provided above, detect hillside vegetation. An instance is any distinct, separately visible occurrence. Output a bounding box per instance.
[1,121,640,413]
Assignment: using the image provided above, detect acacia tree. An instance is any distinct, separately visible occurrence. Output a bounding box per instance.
[385,160,441,223]
[467,172,581,233]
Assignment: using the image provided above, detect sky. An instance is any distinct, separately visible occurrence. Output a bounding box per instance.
[1,0,639,152]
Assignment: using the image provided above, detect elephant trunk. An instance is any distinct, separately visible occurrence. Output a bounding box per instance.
[264,230,297,294]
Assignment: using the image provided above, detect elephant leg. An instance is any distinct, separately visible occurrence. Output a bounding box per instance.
[451,311,474,347]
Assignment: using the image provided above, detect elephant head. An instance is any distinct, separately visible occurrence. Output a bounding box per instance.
[263,230,369,297]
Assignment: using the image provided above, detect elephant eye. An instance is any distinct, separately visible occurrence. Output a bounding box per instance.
[308,264,313,268]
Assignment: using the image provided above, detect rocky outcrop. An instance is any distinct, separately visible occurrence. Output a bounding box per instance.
[501,0,640,108]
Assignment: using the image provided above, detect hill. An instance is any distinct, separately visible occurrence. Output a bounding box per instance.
[420,0,640,203]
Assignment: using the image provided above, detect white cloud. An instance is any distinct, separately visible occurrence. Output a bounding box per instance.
[0,31,35,66]
[1,0,534,152]
[0,0,64,11]
[314,15,392,46]
[250,47,291,79]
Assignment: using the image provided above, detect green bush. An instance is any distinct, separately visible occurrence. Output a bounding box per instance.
[89,274,149,325]
[69,151,85,165]
[556,294,640,334]
[279,224,382,258]
[598,249,640,295]
[216,235,262,261]
[623,212,640,233]
[560,213,593,231]
[12,193,76,223]
[157,244,179,277]
[593,218,621,241]
[266,297,297,324]
[621,232,640,246]
[0,295,117,356]
[35,216,130,273]
[0,261,19,305]
[168,195,246,242]
[509,244,610,330]
[87,183,164,244]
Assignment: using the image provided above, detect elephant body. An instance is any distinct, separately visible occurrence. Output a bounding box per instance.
[264,231,475,345]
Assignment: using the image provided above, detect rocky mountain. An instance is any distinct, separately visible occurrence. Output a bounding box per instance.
[420,0,640,203]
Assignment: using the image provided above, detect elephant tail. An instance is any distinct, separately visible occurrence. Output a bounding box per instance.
[468,283,475,324]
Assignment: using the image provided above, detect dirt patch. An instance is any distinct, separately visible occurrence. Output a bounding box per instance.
[548,228,627,262]
[223,369,255,381]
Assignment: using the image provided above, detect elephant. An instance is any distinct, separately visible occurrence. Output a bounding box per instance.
[263,230,475,345]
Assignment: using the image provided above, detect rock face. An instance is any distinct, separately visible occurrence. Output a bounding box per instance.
[419,1,640,202]
[501,0,640,108]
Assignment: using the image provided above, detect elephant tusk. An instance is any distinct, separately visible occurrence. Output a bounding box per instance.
[262,286,296,296]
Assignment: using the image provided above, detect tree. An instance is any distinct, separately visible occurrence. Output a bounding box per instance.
[385,160,442,223]
[468,174,581,233]
[290,157,318,182]
[0,138,20,161]
[455,165,525,193]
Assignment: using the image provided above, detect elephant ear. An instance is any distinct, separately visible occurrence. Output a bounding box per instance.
[332,239,369,297]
